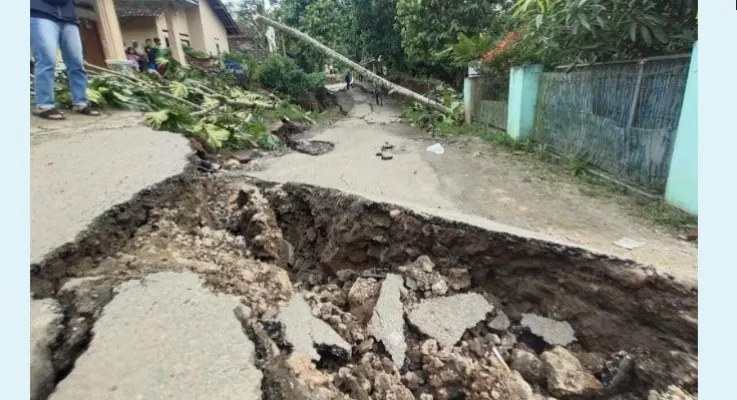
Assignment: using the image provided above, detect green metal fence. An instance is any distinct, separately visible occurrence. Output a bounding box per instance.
[532,55,691,192]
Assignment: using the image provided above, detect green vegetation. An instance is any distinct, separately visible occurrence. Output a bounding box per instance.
[258,55,329,103]
[476,127,696,231]
[508,0,697,66]
[52,53,332,153]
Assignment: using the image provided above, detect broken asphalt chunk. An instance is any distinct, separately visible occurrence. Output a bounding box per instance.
[367,274,407,370]
[520,313,576,346]
[276,293,351,362]
[407,293,493,349]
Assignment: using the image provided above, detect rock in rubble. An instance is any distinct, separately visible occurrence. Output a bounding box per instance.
[634,350,697,390]
[57,276,114,317]
[287,353,331,387]
[576,352,606,376]
[510,348,546,384]
[367,274,407,370]
[401,371,424,390]
[446,268,472,290]
[31,299,64,400]
[541,346,604,398]
[52,276,116,376]
[408,293,493,349]
[242,318,340,400]
[520,313,576,346]
[601,351,635,390]
[237,187,291,267]
[277,293,351,362]
[647,385,696,400]
[398,255,448,295]
[488,312,511,331]
[373,372,414,400]
[348,277,381,324]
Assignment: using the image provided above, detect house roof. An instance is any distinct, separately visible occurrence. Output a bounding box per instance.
[113,1,241,35]
[205,0,242,36]
[115,6,165,17]
[114,0,198,10]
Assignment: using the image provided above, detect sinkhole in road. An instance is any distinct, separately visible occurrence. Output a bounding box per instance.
[31,170,697,400]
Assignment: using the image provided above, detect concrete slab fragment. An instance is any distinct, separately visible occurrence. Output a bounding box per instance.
[277,293,351,362]
[31,299,64,400]
[50,271,262,400]
[407,293,493,349]
[520,313,576,346]
[367,274,407,369]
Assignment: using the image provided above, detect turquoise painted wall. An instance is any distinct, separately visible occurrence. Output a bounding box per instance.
[507,64,542,140]
[665,42,698,215]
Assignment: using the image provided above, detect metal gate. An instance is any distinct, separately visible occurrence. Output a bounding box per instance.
[476,74,509,131]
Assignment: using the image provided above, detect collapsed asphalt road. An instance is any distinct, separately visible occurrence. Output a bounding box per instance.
[30,171,697,400]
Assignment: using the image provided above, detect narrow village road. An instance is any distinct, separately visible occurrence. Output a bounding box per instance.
[253,85,697,284]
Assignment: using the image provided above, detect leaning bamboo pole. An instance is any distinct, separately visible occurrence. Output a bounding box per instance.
[252,14,451,114]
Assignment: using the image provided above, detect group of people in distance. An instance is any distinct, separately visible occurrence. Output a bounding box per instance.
[344,58,388,107]
[30,0,170,120]
[125,38,166,74]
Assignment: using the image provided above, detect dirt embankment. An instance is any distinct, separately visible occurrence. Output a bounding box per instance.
[31,170,697,400]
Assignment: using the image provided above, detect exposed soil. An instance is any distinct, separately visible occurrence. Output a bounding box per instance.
[31,167,697,400]
[252,88,697,284]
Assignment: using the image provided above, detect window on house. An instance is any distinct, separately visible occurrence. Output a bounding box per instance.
[165,38,170,48]
[181,39,191,48]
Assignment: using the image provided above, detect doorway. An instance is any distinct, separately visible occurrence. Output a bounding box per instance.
[79,18,106,67]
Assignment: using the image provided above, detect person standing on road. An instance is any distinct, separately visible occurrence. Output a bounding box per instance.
[345,71,352,91]
[373,81,384,106]
[144,38,159,72]
[31,0,100,120]
[132,41,148,72]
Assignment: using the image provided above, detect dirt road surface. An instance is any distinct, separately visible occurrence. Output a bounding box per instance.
[252,87,697,284]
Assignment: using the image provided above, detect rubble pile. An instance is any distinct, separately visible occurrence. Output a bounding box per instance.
[31,180,698,400]
[242,253,696,400]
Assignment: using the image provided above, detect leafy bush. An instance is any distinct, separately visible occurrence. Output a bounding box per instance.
[403,84,466,133]
[184,45,211,59]
[259,55,326,102]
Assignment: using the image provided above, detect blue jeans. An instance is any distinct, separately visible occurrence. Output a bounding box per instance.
[31,17,88,109]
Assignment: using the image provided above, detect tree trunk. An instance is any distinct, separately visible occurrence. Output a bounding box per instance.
[252,14,451,114]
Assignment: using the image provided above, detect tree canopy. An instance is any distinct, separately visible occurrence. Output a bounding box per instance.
[231,0,698,82]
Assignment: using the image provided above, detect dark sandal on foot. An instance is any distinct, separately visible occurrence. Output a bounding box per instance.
[35,108,66,120]
[73,105,101,116]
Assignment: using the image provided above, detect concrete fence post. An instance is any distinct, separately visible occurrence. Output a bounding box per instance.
[463,76,481,124]
[506,64,543,140]
[665,41,698,215]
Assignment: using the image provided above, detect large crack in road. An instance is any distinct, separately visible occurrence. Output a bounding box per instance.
[30,172,697,400]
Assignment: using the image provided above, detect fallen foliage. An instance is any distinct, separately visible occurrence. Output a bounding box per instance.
[43,58,323,153]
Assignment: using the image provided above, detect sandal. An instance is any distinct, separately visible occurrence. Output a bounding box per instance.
[34,108,66,120]
[72,105,101,116]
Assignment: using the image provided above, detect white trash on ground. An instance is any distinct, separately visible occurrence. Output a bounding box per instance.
[613,237,645,250]
[426,143,445,155]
